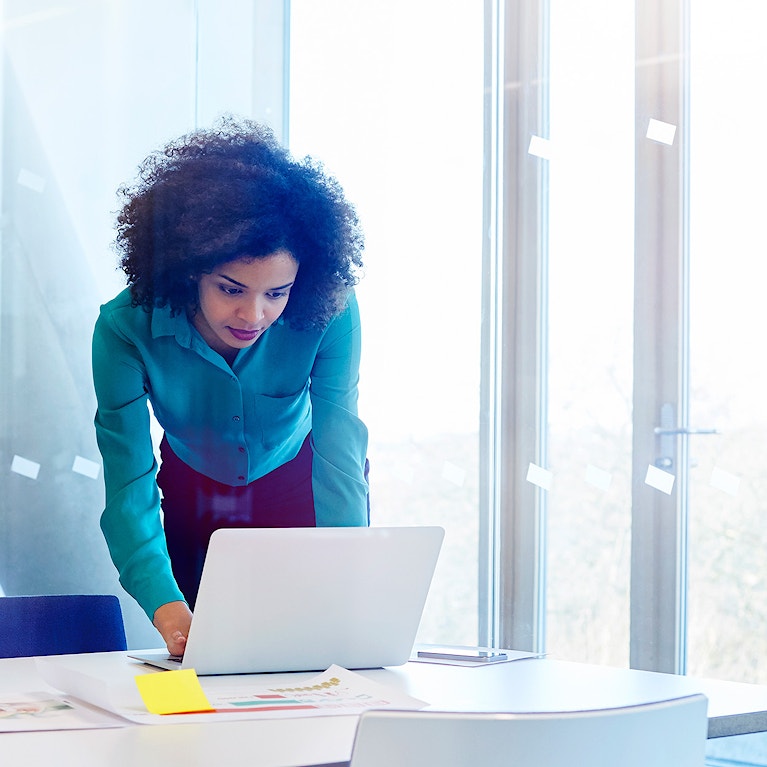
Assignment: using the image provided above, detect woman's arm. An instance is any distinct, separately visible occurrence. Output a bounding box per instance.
[309,292,370,526]
[92,307,186,621]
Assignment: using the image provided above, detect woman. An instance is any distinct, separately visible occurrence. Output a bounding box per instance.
[92,117,369,655]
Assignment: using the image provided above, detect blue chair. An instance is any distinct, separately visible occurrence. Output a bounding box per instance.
[0,594,127,658]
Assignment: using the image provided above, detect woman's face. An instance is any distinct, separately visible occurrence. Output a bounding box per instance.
[192,250,299,360]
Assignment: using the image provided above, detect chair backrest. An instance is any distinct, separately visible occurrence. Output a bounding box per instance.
[349,695,708,767]
[0,594,127,658]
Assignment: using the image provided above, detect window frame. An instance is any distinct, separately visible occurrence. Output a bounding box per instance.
[630,0,690,674]
[480,0,550,654]
[484,0,693,673]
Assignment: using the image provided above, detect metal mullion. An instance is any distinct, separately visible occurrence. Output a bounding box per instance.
[630,0,689,674]
[480,0,549,654]
[479,0,505,649]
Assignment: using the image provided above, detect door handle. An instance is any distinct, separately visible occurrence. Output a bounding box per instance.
[653,427,719,436]
[654,403,718,469]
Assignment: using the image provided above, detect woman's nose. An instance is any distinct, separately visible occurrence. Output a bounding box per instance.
[238,299,265,324]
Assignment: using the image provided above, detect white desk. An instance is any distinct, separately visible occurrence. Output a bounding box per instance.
[3,651,767,767]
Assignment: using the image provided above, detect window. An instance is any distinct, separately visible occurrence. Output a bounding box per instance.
[497,0,767,685]
[289,0,485,645]
[686,0,767,683]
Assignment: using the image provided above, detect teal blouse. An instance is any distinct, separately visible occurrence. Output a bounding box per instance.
[92,288,369,620]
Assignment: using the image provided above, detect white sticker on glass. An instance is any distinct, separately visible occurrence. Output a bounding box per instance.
[709,466,740,497]
[644,464,675,494]
[646,118,677,146]
[585,464,612,492]
[72,456,101,480]
[11,455,40,480]
[442,461,466,487]
[528,135,553,160]
[526,462,553,491]
[17,168,46,193]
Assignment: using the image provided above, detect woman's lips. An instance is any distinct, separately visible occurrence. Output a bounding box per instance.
[228,327,261,341]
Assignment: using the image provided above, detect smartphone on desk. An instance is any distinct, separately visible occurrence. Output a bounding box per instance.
[417,647,508,663]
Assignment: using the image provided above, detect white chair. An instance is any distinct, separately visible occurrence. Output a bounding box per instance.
[348,694,708,767]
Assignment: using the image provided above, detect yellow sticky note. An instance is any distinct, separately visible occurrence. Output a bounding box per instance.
[135,669,215,715]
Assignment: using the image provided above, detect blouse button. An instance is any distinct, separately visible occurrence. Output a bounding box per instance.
[238,446,246,453]
[232,415,241,422]
[238,475,245,481]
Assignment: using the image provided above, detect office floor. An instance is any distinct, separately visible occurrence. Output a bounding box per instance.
[707,732,767,766]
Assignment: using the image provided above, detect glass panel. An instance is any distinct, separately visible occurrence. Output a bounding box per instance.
[289,0,484,644]
[545,0,635,665]
[687,0,767,683]
[0,0,199,646]
[1,0,202,647]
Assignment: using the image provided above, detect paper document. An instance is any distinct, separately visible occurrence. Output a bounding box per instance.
[38,657,427,726]
[199,665,426,717]
[0,691,126,732]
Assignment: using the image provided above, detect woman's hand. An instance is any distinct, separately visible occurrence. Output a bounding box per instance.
[152,601,193,656]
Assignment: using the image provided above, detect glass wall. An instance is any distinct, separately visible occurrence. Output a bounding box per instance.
[0,0,283,647]
[1,0,194,647]
[530,0,767,685]
[687,0,767,684]
[290,0,485,644]
[0,0,482,648]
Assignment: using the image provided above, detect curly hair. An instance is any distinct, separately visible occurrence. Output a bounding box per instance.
[115,116,364,330]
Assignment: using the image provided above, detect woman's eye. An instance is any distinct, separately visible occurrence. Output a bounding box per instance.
[219,285,242,296]
[267,291,288,300]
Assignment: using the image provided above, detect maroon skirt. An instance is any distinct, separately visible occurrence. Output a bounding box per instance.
[157,434,316,608]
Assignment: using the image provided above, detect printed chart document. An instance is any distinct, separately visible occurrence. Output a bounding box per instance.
[187,665,425,719]
[0,691,126,732]
[37,656,428,726]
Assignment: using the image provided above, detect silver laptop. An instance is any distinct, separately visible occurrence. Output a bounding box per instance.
[131,525,444,675]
